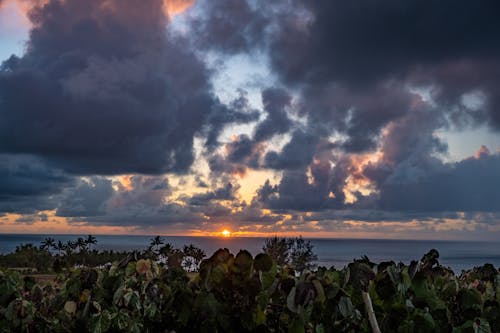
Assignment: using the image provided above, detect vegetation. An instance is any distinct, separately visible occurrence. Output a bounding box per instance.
[263,236,318,272]
[0,235,206,274]
[1,237,500,332]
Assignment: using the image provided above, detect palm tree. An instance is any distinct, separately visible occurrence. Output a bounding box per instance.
[76,237,87,253]
[149,236,164,253]
[183,244,205,262]
[55,240,65,256]
[159,243,174,257]
[40,237,55,251]
[66,240,77,255]
[85,235,97,252]
[182,244,206,271]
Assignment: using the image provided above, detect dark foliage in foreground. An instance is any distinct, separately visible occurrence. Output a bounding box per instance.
[1,247,500,332]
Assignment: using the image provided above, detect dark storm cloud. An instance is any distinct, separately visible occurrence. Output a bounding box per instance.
[208,153,247,176]
[0,154,73,213]
[266,0,500,132]
[56,177,113,217]
[362,109,447,187]
[259,155,350,211]
[0,0,221,175]
[204,92,259,149]
[269,0,500,87]
[370,148,500,212]
[253,87,292,142]
[110,176,171,209]
[225,134,253,163]
[187,0,268,53]
[207,87,293,174]
[73,175,187,227]
[354,107,500,213]
[188,182,238,206]
[264,129,320,169]
[259,169,330,211]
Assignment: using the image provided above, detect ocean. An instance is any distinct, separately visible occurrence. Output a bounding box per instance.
[1,234,499,273]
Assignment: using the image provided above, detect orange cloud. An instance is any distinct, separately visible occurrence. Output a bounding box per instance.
[163,0,194,17]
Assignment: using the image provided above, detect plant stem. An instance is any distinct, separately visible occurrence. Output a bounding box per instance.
[362,291,381,333]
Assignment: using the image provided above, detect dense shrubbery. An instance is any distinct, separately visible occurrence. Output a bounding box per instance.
[1,245,500,332]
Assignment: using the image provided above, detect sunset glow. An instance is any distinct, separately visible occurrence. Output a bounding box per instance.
[221,229,231,238]
[163,0,194,17]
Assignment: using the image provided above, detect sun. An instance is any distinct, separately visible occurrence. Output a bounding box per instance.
[221,229,231,237]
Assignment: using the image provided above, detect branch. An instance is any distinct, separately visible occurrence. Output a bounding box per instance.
[362,291,381,333]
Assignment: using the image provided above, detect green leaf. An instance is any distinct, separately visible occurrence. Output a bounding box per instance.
[123,290,141,311]
[125,262,136,276]
[287,287,299,313]
[233,250,253,275]
[312,280,325,303]
[338,296,354,318]
[91,312,111,333]
[252,305,266,325]
[64,301,77,315]
[315,323,325,333]
[144,302,157,319]
[254,253,273,272]
[458,289,483,310]
[288,317,305,333]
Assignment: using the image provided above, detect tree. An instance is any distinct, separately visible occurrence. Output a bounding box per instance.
[182,244,206,271]
[263,236,317,273]
[40,237,55,251]
[85,235,97,251]
[289,236,317,272]
[159,243,174,257]
[76,237,87,253]
[66,240,77,256]
[54,241,65,256]
[263,236,292,266]
[149,236,164,253]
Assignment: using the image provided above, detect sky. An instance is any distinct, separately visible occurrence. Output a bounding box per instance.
[0,0,499,239]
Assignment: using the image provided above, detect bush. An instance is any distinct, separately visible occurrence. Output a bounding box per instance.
[263,236,317,272]
[1,249,500,332]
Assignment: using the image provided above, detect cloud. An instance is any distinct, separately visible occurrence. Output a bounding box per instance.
[203,92,259,150]
[253,87,292,142]
[0,154,73,213]
[264,130,322,170]
[368,147,500,212]
[187,182,238,206]
[0,0,220,174]
[56,177,113,217]
[269,1,500,87]
[187,0,268,53]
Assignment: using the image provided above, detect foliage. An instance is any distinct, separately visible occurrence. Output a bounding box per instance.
[2,247,500,332]
[263,236,318,272]
[0,236,207,275]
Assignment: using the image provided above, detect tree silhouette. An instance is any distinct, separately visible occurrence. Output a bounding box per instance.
[66,240,77,255]
[182,244,206,271]
[76,237,87,253]
[40,237,55,251]
[149,235,164,253]
[262,236,292,266]
[85,235,97,251]
[55,241,65,256]
[263,236,317,272]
